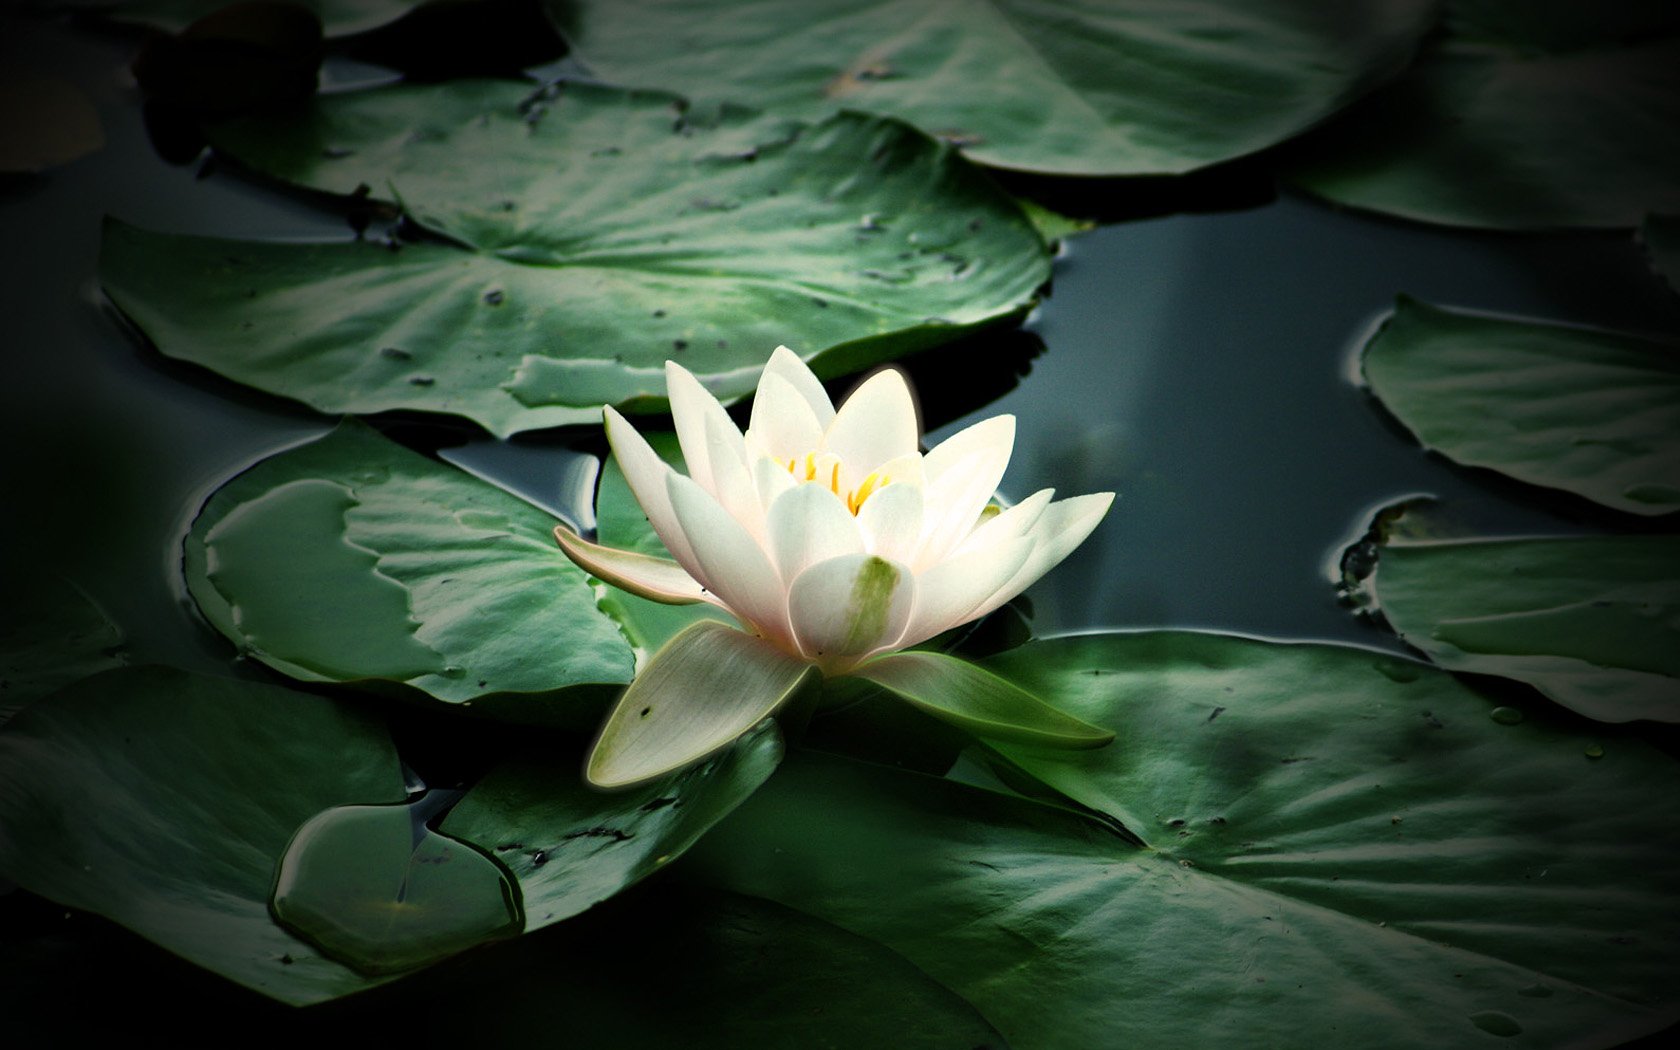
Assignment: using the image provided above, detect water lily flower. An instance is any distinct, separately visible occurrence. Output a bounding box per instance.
[556,346,1114,787]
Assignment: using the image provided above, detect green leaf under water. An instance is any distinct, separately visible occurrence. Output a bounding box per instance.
[547,0,1437,176]
[183,420,635,724]
[683,631,1680,1049]
[0,665,408,1006]
[101,79,1050,437]
[1284,1,1680,229]
[0,569,126,726]
[1360,298,1680,515]
[1348,518,1680,723]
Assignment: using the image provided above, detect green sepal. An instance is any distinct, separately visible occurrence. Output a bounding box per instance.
[856,649,1114,749]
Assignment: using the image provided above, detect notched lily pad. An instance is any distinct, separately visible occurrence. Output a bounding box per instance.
[1284,2,1680,228]
[1342,506,1680,723]
[1359,298,1680,515]
[0,665,408,1005]
[101,79,1050,436]
[183,420,636,723]
[549,0,1437,176]
[686,631,1680,1049]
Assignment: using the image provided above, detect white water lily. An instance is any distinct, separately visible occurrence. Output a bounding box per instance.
[557,346,1114,787]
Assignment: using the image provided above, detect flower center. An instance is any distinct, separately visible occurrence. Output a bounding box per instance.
[784,452,888,516]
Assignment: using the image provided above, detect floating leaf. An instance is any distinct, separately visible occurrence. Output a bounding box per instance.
[546,0,1437,177]
[440,720,783,928]
[1347,520,1680,723]
[183,421,635,723]
[1642,213,1680,293]
[1360,298,1680,515]
[71,0,424,37]
[686,631,1680,1048]
[270,798,523,975]
[100,80,1050,436]
[0,666,407,1005]
[0,570,126,726]
[1284,2,1680,228]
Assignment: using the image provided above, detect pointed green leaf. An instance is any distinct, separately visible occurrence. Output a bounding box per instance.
[551,0,1437,176]
[183,421,635,724]
[101,81,1050,436]
[1349,520,1680,722]
[1361,298,1680,515]
[0,666,407,1005]
[1285,5,1680,228]
[442,721,783,927]
[685,631,1680,1049]
[857,649,1112,748]
[588,621,815,788]
[0,569,126,726]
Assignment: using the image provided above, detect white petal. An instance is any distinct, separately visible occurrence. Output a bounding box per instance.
[766,482,863,582]
[752,453,797,513]
[705,409,763,542]
[666,360,743,499]
[666,472,794,647]
[552,526,712,605]
[923,415,1014,487]
[821,367,919,475]
[968,493,1115,621]
[786,553,914,672]
[762,345,835,427]
[604,406,698,570]
[896,536,1032,650]
[746,373,825,463]
[916,456,1009,573]
[854,482,923,564]
[953,487,1053,559]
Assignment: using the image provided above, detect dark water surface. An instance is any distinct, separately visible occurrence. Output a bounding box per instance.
[4,6,1678,1039]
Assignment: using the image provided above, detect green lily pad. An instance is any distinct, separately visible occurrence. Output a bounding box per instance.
[68,0,426,36]
[546,0,1436,176]
[1360,298,1680,515]
[1284,2,1680,229]
[440,719,783,928]
[0,665,408,1005]
[1642,213,1680,293]
[686,631,1680,1049]
[1346,520,1680,723]
[183,420,635,724]
[0,570,126,726]
[100,80,1050,437]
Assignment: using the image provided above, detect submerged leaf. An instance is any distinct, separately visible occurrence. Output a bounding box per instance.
[1360,298,1680,515]
[0,569,125,726]
[550,0,1437,176]
[1642,213,1680,293]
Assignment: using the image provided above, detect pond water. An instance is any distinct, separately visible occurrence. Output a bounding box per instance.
[3,5,1677,1040]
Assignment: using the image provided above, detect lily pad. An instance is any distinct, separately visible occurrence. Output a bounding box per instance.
[1284,1,1680,228]
[0,570,126,726]
[1642,213,1680,293]
[68,0,425,37]
[0,665,408,1005]
[183,420,635,724]
[100,80,1050,437]
[1346,520,1680,723]
[440,719,783,928]
[1359,298,1680,515]
[546,0,1437,176]
[685,631,1680,1049]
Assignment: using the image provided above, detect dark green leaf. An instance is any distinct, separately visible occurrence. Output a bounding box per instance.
[183,420,635,724]
[686,631,1680,1048]
[74,0,424,37]
[1284,4,1680,228]
[99,81,1051,436]
[1360,298,1680,515]
[549,0,1437,176]
[0,569,126,726]
[440,720,783,927]
[1349,523,1680,722]
[0,665,407,1005]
